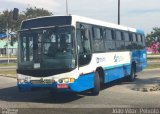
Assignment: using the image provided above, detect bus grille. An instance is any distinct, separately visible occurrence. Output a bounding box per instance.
[31,79,52,84]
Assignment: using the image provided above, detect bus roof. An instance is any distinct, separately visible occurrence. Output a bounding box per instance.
[21,15,144,34]
[71,15,144,34]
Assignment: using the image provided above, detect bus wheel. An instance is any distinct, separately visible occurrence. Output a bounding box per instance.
[128,64,136,82]
[91,71,100,96]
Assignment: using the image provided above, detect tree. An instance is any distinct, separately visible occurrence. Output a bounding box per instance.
[0,7,52,43]
[0,10,10,34]
[25,7,53,19]
[0,13,6,34]
[146,27,160,53]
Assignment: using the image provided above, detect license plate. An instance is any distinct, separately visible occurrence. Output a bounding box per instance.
[57,84,68,89]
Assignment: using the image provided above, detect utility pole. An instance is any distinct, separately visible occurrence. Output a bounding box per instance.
[118,0,120,25]
[7,23,10,64]
[66,0,68,15]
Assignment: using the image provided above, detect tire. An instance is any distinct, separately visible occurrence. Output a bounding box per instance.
[128,64,136,82]
[91,71,100,95]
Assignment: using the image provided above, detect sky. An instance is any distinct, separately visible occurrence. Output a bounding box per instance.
[0,0,160,34]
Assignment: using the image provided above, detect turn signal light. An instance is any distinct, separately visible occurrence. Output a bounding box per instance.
[70,78,75,83]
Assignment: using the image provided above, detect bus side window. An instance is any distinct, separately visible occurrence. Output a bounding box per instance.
[104,29,116,51]
[123,32,131,50]
[137,34,144,49]
[131,33,138,50]
[142,35,146,48]
[77,29,91,54]
[76,28,92,66]
[82,29,91,53]
[92,27,105,52]
[115,30,125,50]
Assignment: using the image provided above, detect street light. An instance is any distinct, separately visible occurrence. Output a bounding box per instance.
[7,23,10,64]
[118,0,120,25]
[66,0,68,15]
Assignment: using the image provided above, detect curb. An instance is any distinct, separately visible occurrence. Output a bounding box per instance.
[0,74,16,79]
[144,68,160,71]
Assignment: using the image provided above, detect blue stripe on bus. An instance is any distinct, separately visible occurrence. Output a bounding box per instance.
[132,49,147,72]
[103,63,131,70]
[69,73,94,92]
[17,83,57,92]
[104,64,131,83]
[69,63,131,92]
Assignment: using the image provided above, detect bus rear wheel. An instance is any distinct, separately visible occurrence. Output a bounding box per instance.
[91,71,100,96]
[128,64,136,82]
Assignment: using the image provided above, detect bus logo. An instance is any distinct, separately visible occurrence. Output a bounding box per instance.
[96,57,105,63]
[114,55,123,62]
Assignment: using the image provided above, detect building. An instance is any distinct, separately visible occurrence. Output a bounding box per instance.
[0,34,18,56]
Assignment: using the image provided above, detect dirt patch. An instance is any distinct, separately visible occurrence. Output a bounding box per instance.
[132,84,160,92]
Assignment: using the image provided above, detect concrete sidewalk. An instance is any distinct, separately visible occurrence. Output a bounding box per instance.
[0,58,17,60]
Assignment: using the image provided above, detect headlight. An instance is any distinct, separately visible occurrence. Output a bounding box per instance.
[17,79,25,84]
[58,78,75,83]
[63,78,69,83]
[17,79,30,84]
[58,79,63,83]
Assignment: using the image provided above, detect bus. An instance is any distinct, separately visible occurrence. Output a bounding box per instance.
[17,15,147,95]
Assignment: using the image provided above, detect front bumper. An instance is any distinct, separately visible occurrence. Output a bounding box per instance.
[17,72,94,93]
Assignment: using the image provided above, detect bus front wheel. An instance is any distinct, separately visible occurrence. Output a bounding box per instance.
[91,71,100,96]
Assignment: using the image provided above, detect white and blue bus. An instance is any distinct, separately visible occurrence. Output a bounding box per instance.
[17,15,147,95]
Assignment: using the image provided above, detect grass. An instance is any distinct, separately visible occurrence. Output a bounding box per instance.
[147,55,160,58]
[147,53,160,55]
[0,63,16,67]
[146,64,160,69]
[147,58,160,61]
[0,70,16,78]
[0,56,17,58]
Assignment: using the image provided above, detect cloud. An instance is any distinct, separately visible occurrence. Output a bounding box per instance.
[2,0,60,12]
[128,9,160,15]
[1,0,160,33]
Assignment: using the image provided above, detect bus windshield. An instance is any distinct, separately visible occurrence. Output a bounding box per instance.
[18,26,76,70]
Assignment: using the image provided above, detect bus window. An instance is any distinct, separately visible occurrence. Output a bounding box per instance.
[104,29,116,51]
[142,35,146,48]
[92,27,105,52]
[137,34,143,49]
[115,30,125,50]
[131,33,138,50]
[82,30,91,53]
[77,28,92,66]
[123,32,131,50]
[93,27,101,39]
[132,33,137,42]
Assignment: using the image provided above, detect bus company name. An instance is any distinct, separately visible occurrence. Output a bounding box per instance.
[114,55,124,62]
[96,57,105,63]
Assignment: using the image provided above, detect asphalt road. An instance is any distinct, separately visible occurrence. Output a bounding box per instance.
[0,70,160,113]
